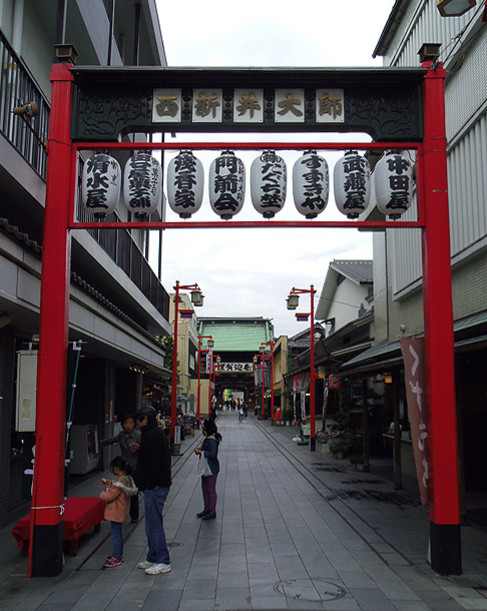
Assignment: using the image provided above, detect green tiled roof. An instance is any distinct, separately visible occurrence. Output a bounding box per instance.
[198,318,274,352]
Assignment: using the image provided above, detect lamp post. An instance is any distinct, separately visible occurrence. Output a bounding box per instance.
[287,284,318,451]
[171,281,203,446]
[261,341,275,423]
[197,335,213,426]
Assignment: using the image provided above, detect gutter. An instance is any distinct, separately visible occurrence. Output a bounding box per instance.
[373,0,409,58]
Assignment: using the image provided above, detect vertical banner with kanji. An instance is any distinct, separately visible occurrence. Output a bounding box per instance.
[400,337,429,505]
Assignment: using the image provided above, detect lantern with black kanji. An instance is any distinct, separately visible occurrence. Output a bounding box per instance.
[81,152,121,218]
[167,150,204,219]
[374,152,414,219]
[334,150,371,219]
[293,150,329,219]
[250,150,287,218]
[123,151,162,218]
[209,150,246,220]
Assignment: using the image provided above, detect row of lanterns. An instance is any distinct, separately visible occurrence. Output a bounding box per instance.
[81,149,414,221]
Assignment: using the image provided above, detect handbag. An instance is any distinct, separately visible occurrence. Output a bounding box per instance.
[197,456,213,477]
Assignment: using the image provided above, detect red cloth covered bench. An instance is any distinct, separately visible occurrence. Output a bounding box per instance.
[12,497,105,556]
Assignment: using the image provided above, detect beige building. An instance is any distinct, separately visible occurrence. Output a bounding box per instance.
[272,336,289,417]
[169,293,199,414]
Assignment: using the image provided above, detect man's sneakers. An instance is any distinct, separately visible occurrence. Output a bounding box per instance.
[196,510,209,518]
[138,560,172,574]
[144,563,172,575]
[202,511,216,520]
[104,556,123,568]
[137,561,153,570]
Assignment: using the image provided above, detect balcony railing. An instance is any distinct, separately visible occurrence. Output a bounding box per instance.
[0,29,49,179]
[77,201,169,319]
[0,28,169,322]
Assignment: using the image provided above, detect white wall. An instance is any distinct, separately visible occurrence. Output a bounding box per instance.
[326,279,370,332]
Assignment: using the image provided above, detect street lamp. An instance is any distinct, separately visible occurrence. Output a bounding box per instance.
[437,0,476,17]
[261,341,275,424]
[171,281,203,448]
[287,285,318,451]
[197,334,213,426]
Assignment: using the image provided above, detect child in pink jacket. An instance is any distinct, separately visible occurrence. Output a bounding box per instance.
[100,456,138,568]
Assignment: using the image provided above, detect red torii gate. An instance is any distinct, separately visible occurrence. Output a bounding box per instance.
[28,61,460,577]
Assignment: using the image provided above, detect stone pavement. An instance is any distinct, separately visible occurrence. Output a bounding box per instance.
[1,412,487,610]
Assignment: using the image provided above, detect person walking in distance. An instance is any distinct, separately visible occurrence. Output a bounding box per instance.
[194,419,221,520]
[100,414,141,523]
[134,406,172,575]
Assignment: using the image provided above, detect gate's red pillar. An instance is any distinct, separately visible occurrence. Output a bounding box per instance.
[421,62,461,575]
[28,62,73,577]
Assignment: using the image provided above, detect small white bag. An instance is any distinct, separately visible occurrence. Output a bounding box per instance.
[197,456,213,477]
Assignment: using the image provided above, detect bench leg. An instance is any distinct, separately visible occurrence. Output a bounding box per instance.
[21,541,29,557]
[68,540,78,556]
[94,523,101,534]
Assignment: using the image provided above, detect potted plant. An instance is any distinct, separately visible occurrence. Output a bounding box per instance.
[329,438,347,459]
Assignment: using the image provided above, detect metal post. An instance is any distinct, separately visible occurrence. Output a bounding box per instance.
[392,372,402,490]
[270,343,275,424]
[362,378,370,472]
[310,285,316,452]
[197,335,202,425]
[421,63,461,575]
[28,62,74,578]
[261,360,265,417]
[170,282,179,443]
[107,0,114,65]
[208,353,213,412]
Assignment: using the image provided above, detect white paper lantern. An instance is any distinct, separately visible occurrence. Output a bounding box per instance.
[167,151,204,219]
[334,150,371,219]
[123,151,162,217]
[81,152,121,218]
[374,152,414,219]
[250,150,287,218]
[209,150,245,220]
[293,151,329,219]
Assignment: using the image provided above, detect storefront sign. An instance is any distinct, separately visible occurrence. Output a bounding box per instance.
[71,67,424,142]
[400,337,429,505]
[219,362,254,372]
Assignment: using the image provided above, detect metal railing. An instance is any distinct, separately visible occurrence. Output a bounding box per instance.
[77,198,169,319]
[0,28,169,322]
[0,29,49,179]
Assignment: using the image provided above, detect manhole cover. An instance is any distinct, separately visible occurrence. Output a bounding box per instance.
[274,578,346,602]
[168,541,183,548]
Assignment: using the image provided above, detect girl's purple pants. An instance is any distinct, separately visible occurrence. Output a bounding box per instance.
[201,474,218,513]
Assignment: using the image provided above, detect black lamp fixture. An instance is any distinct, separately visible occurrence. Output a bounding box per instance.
[437,0,476,17]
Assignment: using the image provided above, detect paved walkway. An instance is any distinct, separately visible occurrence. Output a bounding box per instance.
[1,413,487,610]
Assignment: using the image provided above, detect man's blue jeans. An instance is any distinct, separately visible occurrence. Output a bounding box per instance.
[110,521,123,559]
[144,487,170,564]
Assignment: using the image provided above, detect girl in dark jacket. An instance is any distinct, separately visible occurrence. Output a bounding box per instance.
[194,419,221,520]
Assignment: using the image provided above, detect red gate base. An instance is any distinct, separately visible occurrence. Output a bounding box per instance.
[430,522,461,575]
[31,524,64,577]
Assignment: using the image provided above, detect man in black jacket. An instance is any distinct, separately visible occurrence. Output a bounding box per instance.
[134,406,172,575]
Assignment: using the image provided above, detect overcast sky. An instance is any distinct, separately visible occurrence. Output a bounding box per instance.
[151,0,395,337]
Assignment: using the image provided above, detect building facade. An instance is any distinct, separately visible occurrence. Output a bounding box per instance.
[368,0,487,510]
[198,317,274,414]
[0,1,171,526]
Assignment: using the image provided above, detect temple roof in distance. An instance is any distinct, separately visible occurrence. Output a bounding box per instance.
[198,317,274,353]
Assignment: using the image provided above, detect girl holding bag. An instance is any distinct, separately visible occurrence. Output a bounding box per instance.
[194,419,221,520]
